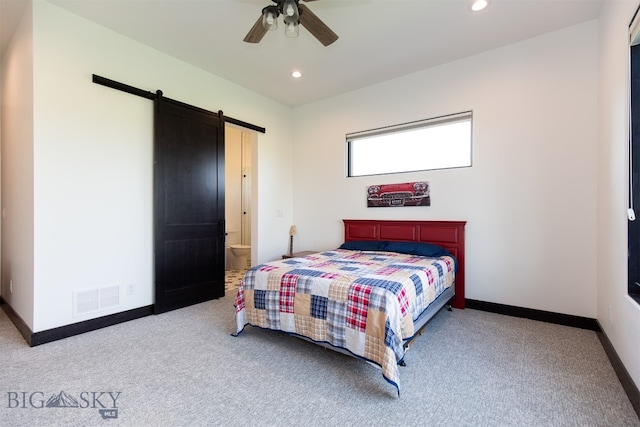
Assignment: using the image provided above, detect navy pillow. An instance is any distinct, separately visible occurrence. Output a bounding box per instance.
[384,241,452,258]
[339,240,390,251]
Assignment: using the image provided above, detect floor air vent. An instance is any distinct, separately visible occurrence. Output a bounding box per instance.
[73,285,120,317]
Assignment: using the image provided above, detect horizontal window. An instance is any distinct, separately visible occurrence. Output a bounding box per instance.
[346,111,472,177]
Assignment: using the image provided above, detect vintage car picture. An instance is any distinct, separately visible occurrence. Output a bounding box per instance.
[367,181,430,207]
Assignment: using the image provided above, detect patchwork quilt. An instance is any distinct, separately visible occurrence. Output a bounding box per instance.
[234,249,455,394]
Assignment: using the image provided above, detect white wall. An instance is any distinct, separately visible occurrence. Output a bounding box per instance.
[0,1,35,329]
[293,21,599,319]
[597,0,640,392]
[1,0,294,332]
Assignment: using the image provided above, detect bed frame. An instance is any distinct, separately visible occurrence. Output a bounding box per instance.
[343,219,466,309]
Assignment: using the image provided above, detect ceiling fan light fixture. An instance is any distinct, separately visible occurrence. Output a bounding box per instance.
[282,0,300,37]
[282,0,299,19]
[262,5,279,31]
[244,0,338,46]
[284,16,300,38]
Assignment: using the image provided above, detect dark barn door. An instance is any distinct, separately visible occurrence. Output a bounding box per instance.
[154,95,225,314]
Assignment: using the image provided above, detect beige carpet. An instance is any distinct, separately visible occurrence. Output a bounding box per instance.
[0,292,638,426]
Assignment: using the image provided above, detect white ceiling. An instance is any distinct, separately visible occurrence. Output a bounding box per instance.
[2,0,603,107]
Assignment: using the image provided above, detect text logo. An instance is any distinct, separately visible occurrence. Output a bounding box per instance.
[7,390,121,420]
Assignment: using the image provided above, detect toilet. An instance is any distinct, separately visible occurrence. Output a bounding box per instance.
[226,229,251,269]
[229,244,251,269]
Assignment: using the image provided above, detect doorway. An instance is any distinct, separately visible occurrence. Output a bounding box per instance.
[225,126,254,270]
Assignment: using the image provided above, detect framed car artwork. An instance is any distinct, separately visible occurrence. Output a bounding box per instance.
[366,181,430,207]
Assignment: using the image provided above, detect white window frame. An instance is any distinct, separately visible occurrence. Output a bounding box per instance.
[346,111,473,177]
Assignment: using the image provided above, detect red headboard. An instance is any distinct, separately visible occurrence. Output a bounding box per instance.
[343,219,466,309]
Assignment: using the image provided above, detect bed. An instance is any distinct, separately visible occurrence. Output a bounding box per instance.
[233,219,466,394]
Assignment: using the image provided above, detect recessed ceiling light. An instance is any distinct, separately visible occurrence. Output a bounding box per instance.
[291,70,303,78]
[471,0,488,12]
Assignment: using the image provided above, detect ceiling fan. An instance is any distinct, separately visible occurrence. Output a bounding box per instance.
[243,0,339,47]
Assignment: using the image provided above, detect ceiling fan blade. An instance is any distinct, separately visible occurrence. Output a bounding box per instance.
[298,4,338,46]
[243,14,268,43]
